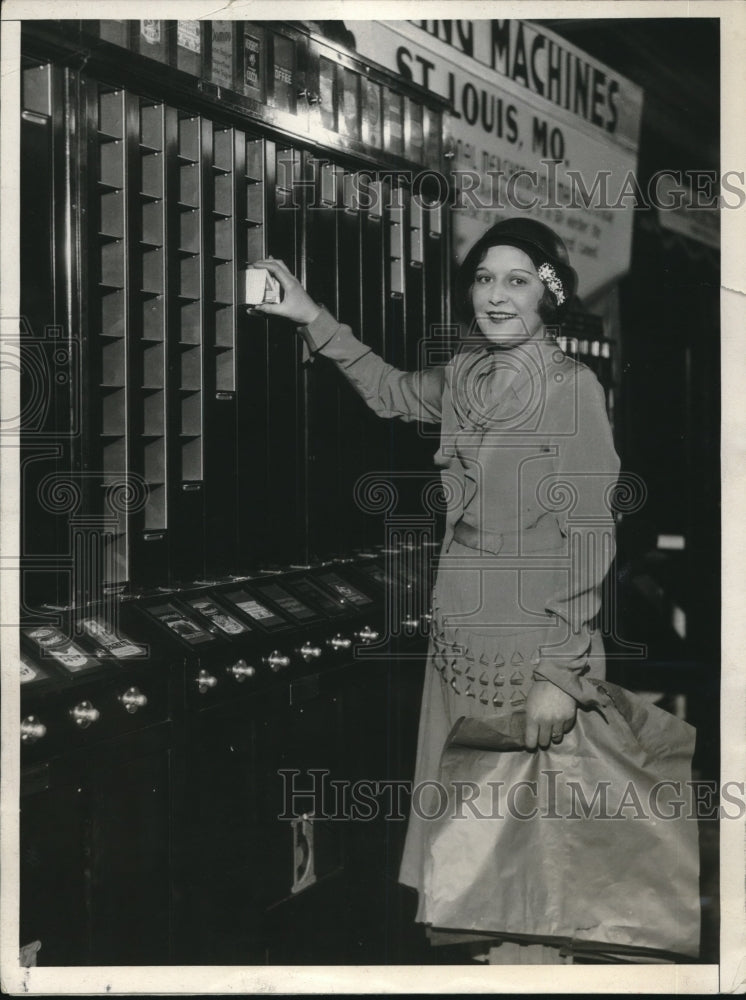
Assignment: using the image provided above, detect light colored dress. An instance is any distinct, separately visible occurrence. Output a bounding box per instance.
[300,308,621,944]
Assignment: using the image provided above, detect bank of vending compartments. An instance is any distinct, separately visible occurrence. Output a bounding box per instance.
[21,24,450,598]
[41,20,444,168]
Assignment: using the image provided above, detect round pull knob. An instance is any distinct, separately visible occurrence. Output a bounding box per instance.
[265,651,290,672]
[196,669,218,694]
[328,634,352,650]
[118,686,148,714]
[402,615,419,628]
[69,700,100,728]
[228,659,256,682]
[355,626,380,643]
[21,715,47,744]
[298,642,322,659]
[421,611,433,623]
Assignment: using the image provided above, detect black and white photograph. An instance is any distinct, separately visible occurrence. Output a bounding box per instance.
[1,2,744,994]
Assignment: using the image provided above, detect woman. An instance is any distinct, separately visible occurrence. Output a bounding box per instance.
[252,217,621,963]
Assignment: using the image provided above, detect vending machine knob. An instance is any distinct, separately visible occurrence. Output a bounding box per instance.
[402,615,419,628]
[69,700,101,728]
[327,634,352,650]
[228,659,256,681]
[355,626,380,643]
[421,611,434,623]
[196,669,218,694]
[118,686,148,714]
[265,651,291,672]
[298,642,322,659]
[20,716,47,744]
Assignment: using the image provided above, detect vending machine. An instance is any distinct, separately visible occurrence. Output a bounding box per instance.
[19,19,450,965]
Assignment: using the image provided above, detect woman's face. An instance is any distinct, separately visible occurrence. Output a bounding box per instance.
[470,244,546,348]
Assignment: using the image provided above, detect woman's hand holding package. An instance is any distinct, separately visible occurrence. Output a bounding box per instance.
[524,680,577,750]
[250,258,321,326]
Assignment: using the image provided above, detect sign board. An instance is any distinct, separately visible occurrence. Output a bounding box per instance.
[347,19,644,298]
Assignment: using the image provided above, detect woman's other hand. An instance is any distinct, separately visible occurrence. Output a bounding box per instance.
[524,681,577,750]
[250,258,321,326]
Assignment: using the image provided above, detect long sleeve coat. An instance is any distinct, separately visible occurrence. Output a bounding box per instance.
[300,307,622,933]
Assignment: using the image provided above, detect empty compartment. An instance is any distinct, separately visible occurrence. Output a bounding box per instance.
[143,343,165,388]
[99,21,130,47]
[213,128,233,171]
[245,182,264,223]
[102,434,126,474]
[179,116,200,160]
[142,296,164,340]
[245,224,264,262]
[142,200,164,246]
[102,388,127,436]
[340,69,360,141]
[143,483,167,530]
[214,305,234,347]
[215,348,235,391]
[99,90,124,138]
[140,103,164,150]
[180,256,201,298]
[102,531,128,584]
[101,290,126,337]
[181,390,202,435]
[100,190,125,237]
[179,162,200,206]
[406,98,424,163]
[101,339,125,386]
[143,389,165,435]
[99,141,124,188]
[245,138,264,181]
[180,301,202,343]
[142,248,164,294]
[214,173,233,215]
[181,435,203,481]
[214,262,233,303]
[141,153,164,198]
[143,438,166,483]
[214,217,233,259]
[179,209,200,252]
[180,346,202,390]
[101,241,125,287]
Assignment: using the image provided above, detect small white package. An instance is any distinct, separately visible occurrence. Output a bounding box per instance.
[244,268,281,305]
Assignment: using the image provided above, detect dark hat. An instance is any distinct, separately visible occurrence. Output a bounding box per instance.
[456,217,578,320]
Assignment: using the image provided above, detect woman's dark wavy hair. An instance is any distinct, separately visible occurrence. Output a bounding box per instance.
[455,218,578,328]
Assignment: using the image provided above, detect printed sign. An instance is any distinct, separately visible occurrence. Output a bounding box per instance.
[211,22,234,90]
[23,627,102,674]
[177,21,201,54]
[140,20,161,46]
[149,604,215,644]
[189,598,248,635]
[244,32,262,89]
[348,19,643,297]
[80,617,143,658]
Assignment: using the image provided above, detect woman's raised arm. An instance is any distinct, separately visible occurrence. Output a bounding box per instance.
[251,258,444,424]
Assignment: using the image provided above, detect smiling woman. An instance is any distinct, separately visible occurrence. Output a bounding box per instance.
[249,216,621,964]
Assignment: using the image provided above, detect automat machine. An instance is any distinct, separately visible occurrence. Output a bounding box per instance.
[18,19,448,965]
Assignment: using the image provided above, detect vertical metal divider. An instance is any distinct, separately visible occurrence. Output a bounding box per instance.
[163,102,180,587]
[297,146,312,566]
[75,70,98,587]
[121,89,141,590]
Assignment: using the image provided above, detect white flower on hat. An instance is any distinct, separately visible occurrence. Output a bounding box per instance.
[537,262,566,305]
